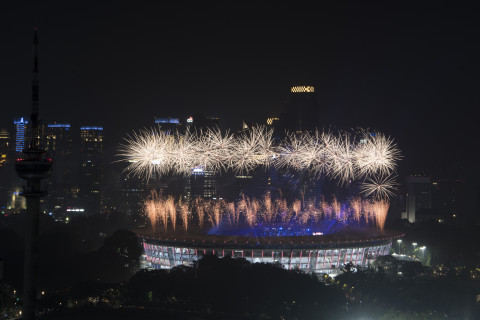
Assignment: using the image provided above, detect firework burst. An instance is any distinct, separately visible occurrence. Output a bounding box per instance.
[118,125,401,191]
[359,174,399,200]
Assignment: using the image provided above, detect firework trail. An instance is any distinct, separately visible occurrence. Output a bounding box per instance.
[350,197,362,223]
[372,199,389,232]
[165,196,176,231]
[179,201,190,232]
[262,192,275,223]
[321,196,332,220]
[330,196,342,221]
[194,198,205,229]
[144,193,391,234]
[225,202,236,226]
[145,192,158,232]
[292,199,301,218]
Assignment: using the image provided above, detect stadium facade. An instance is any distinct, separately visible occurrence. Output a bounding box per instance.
[141,229,402,275]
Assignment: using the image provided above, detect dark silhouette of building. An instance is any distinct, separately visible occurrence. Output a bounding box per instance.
[79,126,104,214]
[403,176,432,223]
[186,113,220,132]
[154,116,184,134]
[279,85,320,134]
[45,123,73,213]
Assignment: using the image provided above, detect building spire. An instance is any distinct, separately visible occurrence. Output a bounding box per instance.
[30,27,39,149]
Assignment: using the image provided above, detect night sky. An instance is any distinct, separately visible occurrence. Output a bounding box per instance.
[0,2,478,180]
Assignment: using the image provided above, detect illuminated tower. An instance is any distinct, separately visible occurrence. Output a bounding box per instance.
[45,123,73,211]
[14,117,29,153]
[14,28,53,320]
[79,126,104,214]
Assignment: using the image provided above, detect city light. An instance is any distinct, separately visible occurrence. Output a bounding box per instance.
[420,246,426,260]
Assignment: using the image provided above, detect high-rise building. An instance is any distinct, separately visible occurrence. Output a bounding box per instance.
[279,85,319,134]
[432,178,467,218]
[0,128,10,167]
[45,123,73,212]
[186,114,220,132]
[154,117,183,134]
[403,176,432,223]
[184,166,216,201]
[0,128,11,207]
[14,117,29,153]
[79,126,104,214]
[182,115,220,201]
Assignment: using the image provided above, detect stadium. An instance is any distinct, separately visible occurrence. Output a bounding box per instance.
[139,226,403,275]
[121,124,404,275]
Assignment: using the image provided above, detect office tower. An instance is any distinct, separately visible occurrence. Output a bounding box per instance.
[0,129,11,207]
[403,176,432,223]
[45,123,73,211]
[432,178,467,218]
[0,128,9,167]
[279,85,319,134]
[184,166,216,201]
[79,126,104,214]
[14,117,29,153]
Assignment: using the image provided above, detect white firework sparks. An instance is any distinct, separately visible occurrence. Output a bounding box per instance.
[354,130,401,177]
[118,125,401,186]
[359,174,399,200]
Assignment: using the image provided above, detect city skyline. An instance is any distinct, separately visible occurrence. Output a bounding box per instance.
[0,3,479,319]
[0,2,478,182]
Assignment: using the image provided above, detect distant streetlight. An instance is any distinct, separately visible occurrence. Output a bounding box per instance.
[412,242,417,252]
[420,246,426,260]
[397,239,402,254]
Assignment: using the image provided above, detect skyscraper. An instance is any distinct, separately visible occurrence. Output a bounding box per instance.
[184,166,216,201]
[14,117,28,153]
[79,126,104,214]
[45,123,73,212]
[0,128,10,167]
[0,128,11,207]
[279,85,320,133]
[403,176,432,223]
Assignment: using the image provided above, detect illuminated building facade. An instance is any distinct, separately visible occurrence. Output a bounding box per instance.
[142,231,398,276]
[154,117,182,134]
[45,123,73,211]
[184,167,216,201]
[0,128,10,168]
[0,128,11,207]
[120,174,147,215]
[14,117,29,153]
[79,126,104,214]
